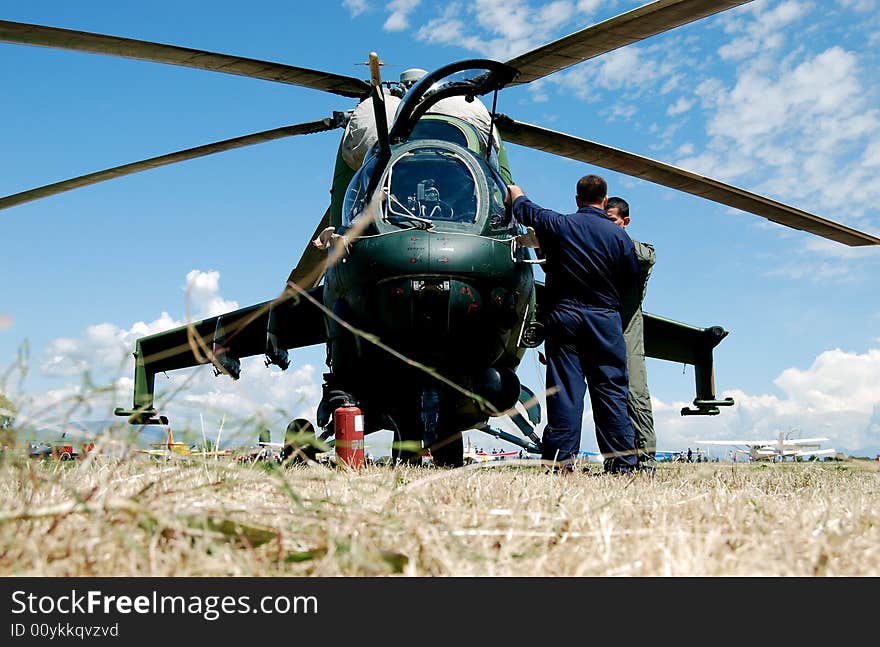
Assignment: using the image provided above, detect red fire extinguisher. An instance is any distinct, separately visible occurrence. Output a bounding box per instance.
[334,406,365,468]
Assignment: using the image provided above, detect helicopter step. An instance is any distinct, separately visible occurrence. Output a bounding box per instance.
[680,397,736,416]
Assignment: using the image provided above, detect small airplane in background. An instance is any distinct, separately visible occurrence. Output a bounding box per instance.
[462,437,521,464]
[579,449,708,464]
[27,439,96,461]
[695,432,837,462]
[463,448,521,464]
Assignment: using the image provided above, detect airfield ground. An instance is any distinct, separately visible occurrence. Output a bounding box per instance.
[0,453,877,577]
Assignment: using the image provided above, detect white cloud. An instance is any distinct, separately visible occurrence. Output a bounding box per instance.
[173,359,320,432]
[837,0,876,11]
[704,48,868,153]
[764,261,855,282]
[34,270,322,444]
[184,270,238,318]
[718,1,811,61]
[535,1,576,33]
[864,140,880,167]
[760,233,880,279]
[775,348,880,412]
[415,0,593,61]
[343,0,370,17]
[606,103,636,121]
[666,96,693,116]
[676,142,695,156]
[383,0,422,32]
[472,0,539,41]
[537,29,691,119]
[41,271,238,378]
[652,348,880,455]
[679,44,880,226]
[575,0,601,13]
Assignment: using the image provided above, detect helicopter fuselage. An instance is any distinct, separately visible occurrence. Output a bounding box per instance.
[320,126,539,460]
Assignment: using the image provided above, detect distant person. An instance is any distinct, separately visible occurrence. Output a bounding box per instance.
[506,175,641,474]
[687,447,693,463]
[606,196,656,473]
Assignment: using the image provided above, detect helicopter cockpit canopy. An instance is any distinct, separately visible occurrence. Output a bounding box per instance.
[341,60,517,234]
[384,144,478,226]
[341,138,510,234]
[342,140,490,232]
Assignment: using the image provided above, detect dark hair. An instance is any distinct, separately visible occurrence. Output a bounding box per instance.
[576,175,607,203]
[606,196,629,219]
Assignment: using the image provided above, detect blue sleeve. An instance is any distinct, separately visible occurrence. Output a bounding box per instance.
[512,196,563,233]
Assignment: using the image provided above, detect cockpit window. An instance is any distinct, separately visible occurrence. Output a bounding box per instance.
[384,149,478,224]
[477,157,510,230]
[409,120,468,147]
[342,152,379,227]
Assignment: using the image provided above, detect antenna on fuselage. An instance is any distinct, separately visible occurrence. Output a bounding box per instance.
[369,52,391,163]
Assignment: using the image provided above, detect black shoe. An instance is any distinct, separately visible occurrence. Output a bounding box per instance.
[604,464,636,475]
[546,464,576,475]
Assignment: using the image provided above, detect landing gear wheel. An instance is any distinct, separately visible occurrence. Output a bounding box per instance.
[282,418,320,464]
[429,430,464,468]
[389,416,425,466]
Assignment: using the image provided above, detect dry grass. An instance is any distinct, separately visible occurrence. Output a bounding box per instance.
[0,452,877,577]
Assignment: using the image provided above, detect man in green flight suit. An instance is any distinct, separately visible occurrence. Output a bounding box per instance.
[606,197,656,472]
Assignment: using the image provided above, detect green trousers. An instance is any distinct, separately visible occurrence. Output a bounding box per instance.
[624,307,655,467]
[627,238,656,468]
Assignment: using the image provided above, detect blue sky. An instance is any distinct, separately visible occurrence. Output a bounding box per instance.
[1,0,879,457]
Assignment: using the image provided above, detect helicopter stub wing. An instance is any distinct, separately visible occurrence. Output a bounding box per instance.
[0,20,371,98]
[496,116,880,247]
[114,286,327,424]
[641,312,734,415]
[0,116,344,212]
[504,0,754,86]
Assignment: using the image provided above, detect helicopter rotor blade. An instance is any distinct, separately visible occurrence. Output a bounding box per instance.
[0,116,344,212]
[287,206,332,290]
[505,0,753,86]
[496,115,880,247]
[0,20,371,98]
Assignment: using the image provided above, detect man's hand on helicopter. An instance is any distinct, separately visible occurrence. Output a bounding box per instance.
[312,226,338,250]
[506,184,545,259]
[505,184,524,206]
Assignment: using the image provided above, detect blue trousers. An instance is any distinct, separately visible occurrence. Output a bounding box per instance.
[542,302,637,473]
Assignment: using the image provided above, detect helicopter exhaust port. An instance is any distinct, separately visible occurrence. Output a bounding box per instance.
[519,321,545,348]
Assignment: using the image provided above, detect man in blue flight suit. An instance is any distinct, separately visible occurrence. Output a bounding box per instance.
[506,175,641,474]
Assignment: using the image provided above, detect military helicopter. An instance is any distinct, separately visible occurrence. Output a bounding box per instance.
[3,0,879,467]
